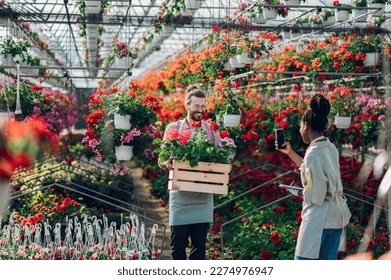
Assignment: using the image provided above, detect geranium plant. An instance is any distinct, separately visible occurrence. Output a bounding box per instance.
[0,116,60,180]
[111,38,138,59]
[153,124,239,167]
[263,0,289,17]
[327,87,356,117]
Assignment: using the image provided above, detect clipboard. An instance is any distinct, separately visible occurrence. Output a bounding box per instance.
[279,184,303,196]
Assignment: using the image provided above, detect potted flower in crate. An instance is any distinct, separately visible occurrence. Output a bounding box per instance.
[153,124,239,195]
[327,87,356,129]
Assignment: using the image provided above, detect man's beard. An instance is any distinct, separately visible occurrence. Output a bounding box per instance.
[190,110,203,121]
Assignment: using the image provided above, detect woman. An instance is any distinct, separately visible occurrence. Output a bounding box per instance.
[277,94,351,260]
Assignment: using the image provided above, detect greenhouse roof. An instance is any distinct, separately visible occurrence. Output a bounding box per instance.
[0,0,389,89]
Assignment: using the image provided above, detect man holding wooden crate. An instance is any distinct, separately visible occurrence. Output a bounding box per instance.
[158,85,221,260]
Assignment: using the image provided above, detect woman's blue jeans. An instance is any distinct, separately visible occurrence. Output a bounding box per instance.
[295,228,342,260]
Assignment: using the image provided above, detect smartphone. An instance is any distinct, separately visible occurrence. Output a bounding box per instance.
[275,129,285,149]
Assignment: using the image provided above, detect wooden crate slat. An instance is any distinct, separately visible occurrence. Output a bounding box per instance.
[169,180,228,195]
[169,170,229,184]
[173,161,231,173]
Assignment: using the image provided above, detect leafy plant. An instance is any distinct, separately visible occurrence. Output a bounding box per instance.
[154,125,238,167]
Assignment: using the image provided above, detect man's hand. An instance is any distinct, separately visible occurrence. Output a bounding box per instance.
[159,157,174,170]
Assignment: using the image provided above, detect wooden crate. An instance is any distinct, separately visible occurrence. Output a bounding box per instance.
[168,160,231,195]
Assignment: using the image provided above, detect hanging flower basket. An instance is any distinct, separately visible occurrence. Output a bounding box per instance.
[370,3,385,17]
[223,61,234,71]
[183,0,204,15]
[352,9,368,22]
[263,7,278,20]
[229,56,245,68]
[324,15,336,26]
[223,114,241,127]
[0,180,10,216]
[116,56,133,69]
[284,0,300,5]
[0,112,10,121]
[364,52,380,67]
[85,0,101,14]
[236,53,254,64]
[335,116,351,129]
[335,10,349,22]
[115,145,134,161]
[114,113,131,130]
[253,13,267,24]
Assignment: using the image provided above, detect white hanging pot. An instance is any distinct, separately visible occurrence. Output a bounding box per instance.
[223,114,241,127]
[223,61,234,71]
[161,25,175,38]
[236,53,254,64]
[114,114,131,130]
[370,3,385,17]
[263,7,278,20]
[335,10,349,22]
[335,116,351,129]
[352,9,368,22]
[253,13,267,24]
[323,15,335,26]
[0,112,10,122]
[116,57,133,69]
[115,145,134,161]
[364,52,380,67]
[284,0,300,5]
[85,0,101,14]
[184,0,203,12]
[229,56,245,68]
[0,181,10,217]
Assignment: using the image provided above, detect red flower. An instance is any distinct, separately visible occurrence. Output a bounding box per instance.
[260,250,271,260]
[191,121,201,128]
[166,128,180,141]
[219,130,230,138]
[210,122,219,131]
[270,232,282,245]
[178,130,192,145]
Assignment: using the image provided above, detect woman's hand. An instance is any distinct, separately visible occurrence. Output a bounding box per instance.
[275,141,292,155]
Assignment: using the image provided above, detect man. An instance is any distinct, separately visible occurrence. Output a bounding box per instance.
[158,85,221,260]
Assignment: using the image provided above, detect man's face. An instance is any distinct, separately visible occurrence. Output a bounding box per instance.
[186,96,207,121]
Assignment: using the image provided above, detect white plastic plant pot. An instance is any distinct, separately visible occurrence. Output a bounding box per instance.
[364,52,380,67]
[228,151,236,161]
[85,0,101,14]
[370,3,385,17]
[236,53,254,64]
[335,116,351,129]
[0,181,10,217]
[323,15,335,26]
[263,7,278,20]
[223,61,234,71]
[335,10,349,22]
[0,112,10,122]
[352,9,368,22]
[161,25,176,37]
[114,114,131,130]
[116,57,133,69]
[253,13,267,24]
[115,145,134,161]
[229,56,245,68]
[223,114,241,127]
[184,0,204,15]
[284,0,300,5]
